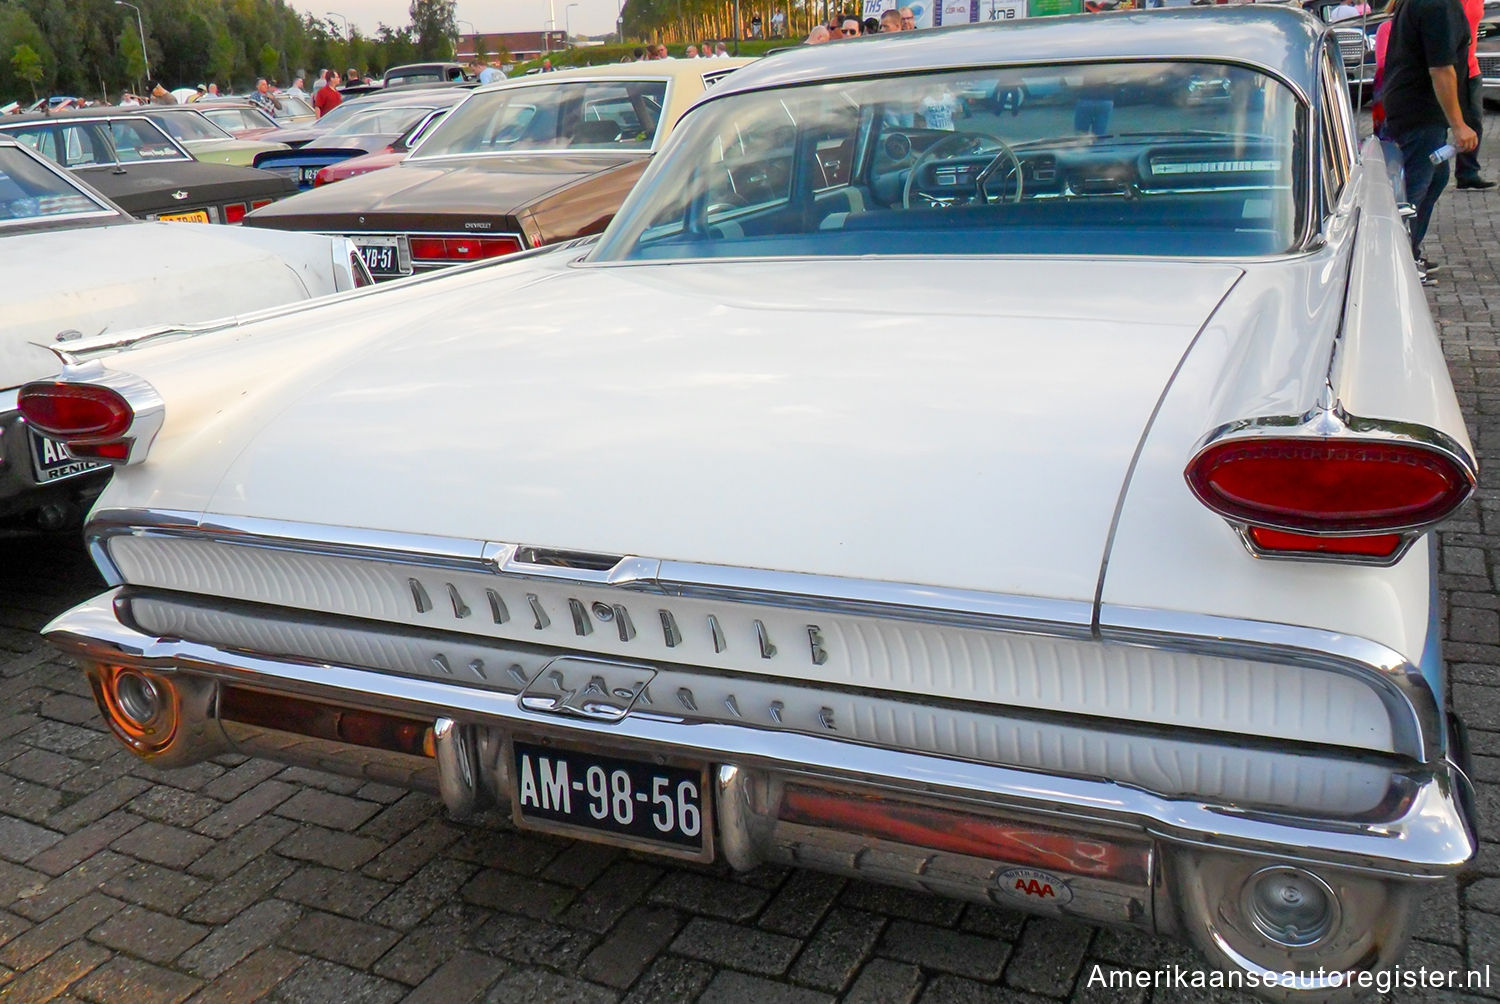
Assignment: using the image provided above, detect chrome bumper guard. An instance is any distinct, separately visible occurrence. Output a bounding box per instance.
[46,588,1475,975]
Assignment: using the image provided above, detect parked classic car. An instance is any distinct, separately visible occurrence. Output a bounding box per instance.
[1328,10,1385,95]
[244,88,457,152]
[127,106,289,167]
[251,89,470,190]
[0,110,296,222]
[196,102,284,141]
[310,107,452,187]
[26,8,1478,996]
[1475,0,1500,103]
[0,136,368,527]
[382,61,473,88]
[243,60,748,278]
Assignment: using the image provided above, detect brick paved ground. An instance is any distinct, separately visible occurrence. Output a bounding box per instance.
[4,134,1500,1004]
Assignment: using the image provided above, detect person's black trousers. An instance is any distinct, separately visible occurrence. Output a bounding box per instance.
[1456,73,1486,182]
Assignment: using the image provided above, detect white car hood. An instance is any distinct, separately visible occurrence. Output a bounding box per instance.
[187,257,1240,602]
[1,223,347,392]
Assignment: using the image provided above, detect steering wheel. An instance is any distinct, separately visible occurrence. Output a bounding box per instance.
[902,131,1024,209]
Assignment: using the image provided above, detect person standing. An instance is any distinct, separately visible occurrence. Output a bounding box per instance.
[313,70,342,117]
[1380,0,1480,274]
[1456,0,1496,187]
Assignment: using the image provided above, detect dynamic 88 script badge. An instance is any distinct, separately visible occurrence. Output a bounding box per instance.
[511,740,708,857]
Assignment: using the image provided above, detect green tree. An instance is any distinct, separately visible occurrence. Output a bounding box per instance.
[408,0,455,59]
[116,24,145,89]
[10,42,42,101]
[0,9,53,102]
[257,41,279,80]
[207,26,236,85]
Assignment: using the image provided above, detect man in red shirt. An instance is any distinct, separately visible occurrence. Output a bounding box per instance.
[1457,0,1495,187]
[313,70,343,118]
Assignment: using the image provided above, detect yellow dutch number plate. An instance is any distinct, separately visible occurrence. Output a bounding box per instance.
[158,210,211,223]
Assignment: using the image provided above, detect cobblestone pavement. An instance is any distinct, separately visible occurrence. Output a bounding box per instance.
[5,144,1500,1004]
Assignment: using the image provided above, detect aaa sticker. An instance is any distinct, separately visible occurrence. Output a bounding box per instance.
[997,867,1073,906]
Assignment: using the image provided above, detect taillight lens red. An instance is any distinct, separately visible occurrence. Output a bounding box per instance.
[222,202,247,224]
[70,441,132,461]
[313,168,331,187]
[351,253,372,287]
[1247,527,1403,558]
[1186,437,1473,534]
[251,199,272,210]
[19,383,133,442]
[409,236,522,261]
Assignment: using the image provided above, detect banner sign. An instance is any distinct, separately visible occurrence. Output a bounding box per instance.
[933,0,1027,24]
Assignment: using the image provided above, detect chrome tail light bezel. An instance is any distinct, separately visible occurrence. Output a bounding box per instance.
[18,361,165,467]
[1185,406,1478,566]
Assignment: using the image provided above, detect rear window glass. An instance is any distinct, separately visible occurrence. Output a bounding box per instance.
[0,147,111,224]
[323,105,438,137]
[147,111,232,142]
[413,79,669,157]
[109,119,188,162]
[592,61,1304,262]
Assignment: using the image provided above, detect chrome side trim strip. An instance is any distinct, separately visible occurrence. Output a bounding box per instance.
[44,588,1474,877]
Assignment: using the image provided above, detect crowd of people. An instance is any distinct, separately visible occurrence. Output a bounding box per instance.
[105,67,360,119]
[618,41,734,59]
[806,5,918,40]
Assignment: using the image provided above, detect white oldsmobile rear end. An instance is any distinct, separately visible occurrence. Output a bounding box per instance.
[28,11,1480,998]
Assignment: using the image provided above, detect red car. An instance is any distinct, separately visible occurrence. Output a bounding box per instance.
[312,106,450,187]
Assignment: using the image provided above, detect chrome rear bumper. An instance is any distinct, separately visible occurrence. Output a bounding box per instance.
[46,587,1476,988]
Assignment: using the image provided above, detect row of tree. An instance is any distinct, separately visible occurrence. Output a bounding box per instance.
[621,0,832,42]
[0,0,461,104]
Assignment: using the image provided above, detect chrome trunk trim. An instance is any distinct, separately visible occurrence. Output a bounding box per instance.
[45,587,1476,877]
[84,508,1442,759]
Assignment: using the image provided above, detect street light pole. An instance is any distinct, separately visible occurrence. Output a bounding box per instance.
[113,1,149,89]
[326,10,350,72]
[564,3,579,40]
[456,18,475,58]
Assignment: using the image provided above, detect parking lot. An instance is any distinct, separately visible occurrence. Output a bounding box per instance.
[2,132,1500,1003]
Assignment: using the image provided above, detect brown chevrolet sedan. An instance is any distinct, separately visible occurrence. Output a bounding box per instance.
[243,60,749,279]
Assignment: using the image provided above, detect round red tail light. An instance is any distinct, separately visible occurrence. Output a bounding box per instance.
[1186,437,1474,534]
[19,383,134,443]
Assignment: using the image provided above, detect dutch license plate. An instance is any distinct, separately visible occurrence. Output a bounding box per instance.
[29,430,104,484]
[355,236,406,276]
[297,166,319,186]
[157,209,210,223]
[512,740,708,856]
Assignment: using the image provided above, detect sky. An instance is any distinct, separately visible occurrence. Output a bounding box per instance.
[290,0,627,43]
